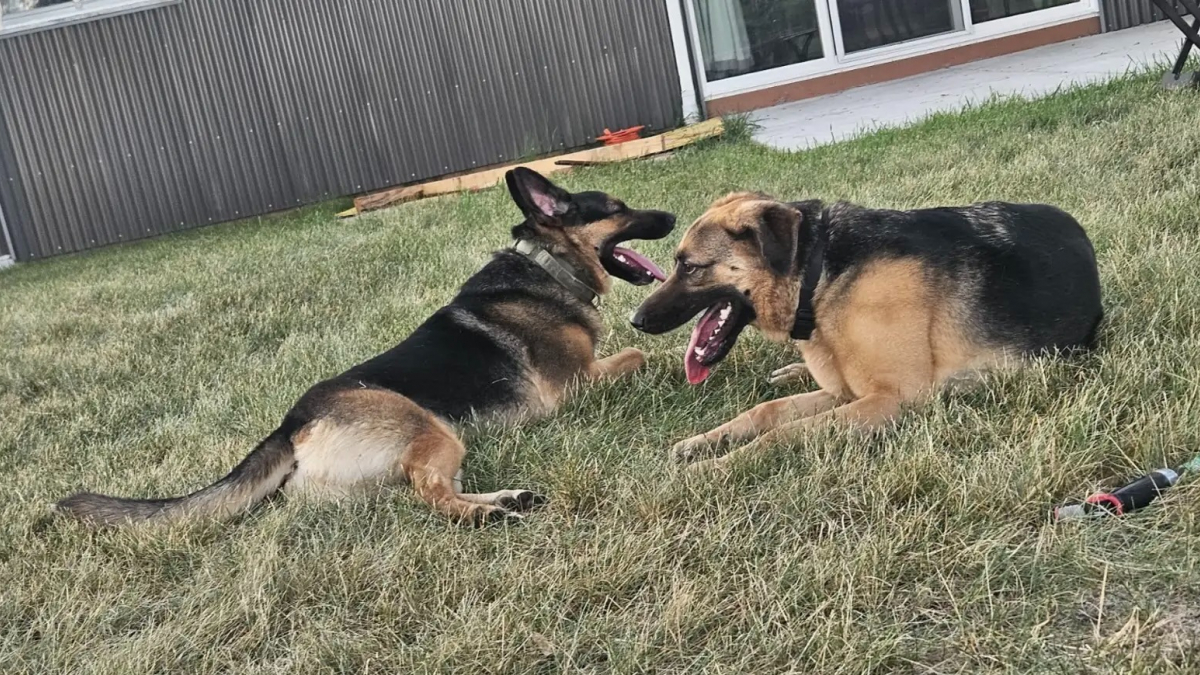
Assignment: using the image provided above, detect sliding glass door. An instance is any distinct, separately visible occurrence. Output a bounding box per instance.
[692,0,826,83]
[832,0,964,53]
[969,0,1079,23]
[687,0,1091,98]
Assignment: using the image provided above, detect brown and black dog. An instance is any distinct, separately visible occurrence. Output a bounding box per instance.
[55,168,674,527]
[631,192,1102,472]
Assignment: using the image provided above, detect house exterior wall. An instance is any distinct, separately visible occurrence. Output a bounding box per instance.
[1101,0,1169,30]
[0,1,683,261]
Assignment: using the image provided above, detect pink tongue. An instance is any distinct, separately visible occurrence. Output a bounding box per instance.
[683,305,723,385]
[613,246,666,281]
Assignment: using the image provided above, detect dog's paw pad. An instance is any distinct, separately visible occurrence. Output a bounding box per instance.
[523,491,549,510]
[476,507,525,527]
[498,511,526,525]
[498,491,547,513]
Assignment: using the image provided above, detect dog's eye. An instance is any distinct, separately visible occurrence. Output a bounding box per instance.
[679,261,698,275]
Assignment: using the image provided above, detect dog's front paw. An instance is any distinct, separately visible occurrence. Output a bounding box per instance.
[671,434,716,464]
[685,456,730,475]
[619,347,647,371]
[767,362,809,386]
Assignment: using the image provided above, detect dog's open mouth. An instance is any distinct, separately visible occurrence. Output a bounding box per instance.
[684,299,752,384]
[602,242,667,286]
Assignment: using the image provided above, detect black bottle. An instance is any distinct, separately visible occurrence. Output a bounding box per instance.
[1054,469,1179,522]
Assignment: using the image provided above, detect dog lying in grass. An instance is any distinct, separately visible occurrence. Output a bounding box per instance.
[631,192,1102,472]
[55,168,675,526]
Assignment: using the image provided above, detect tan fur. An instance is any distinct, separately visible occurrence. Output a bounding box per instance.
[589,347,647,381]
[477,308,620,422]
[285,388,534,522]
[524,372,565,419]
[537,214,632,295]
[665,194,1010,471]
[287,389,420,497]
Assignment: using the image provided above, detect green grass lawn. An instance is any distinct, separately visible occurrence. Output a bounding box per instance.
[4,72,1200,673]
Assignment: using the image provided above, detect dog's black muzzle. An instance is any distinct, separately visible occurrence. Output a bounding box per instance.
[630,283,751,334]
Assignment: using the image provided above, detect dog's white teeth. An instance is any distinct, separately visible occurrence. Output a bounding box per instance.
[719,305,732,320]
[694,347,706,357]
[616,254,628,263]
[717,319,726,328]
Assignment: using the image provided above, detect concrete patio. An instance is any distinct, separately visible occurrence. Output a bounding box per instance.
[752,21,1185,150]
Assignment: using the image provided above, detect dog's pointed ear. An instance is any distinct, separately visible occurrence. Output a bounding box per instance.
[755,202,802,276]
[505,167,571,224]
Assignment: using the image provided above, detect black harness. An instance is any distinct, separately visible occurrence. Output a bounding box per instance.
[789,210,828,341]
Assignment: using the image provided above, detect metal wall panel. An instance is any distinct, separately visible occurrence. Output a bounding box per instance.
[1101,0,1172,30]
[0,0,683,260]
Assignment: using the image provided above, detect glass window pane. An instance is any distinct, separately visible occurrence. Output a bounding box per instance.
[837,0,964,53]
[2,0,72,17]
[970,0,1079,23]
[693,0,825,82]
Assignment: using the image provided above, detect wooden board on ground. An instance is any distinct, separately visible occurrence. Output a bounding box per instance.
[348,118,723,216]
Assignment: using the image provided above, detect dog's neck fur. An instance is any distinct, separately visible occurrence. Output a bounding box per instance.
[756,277,807,342]
[756,201,828,342]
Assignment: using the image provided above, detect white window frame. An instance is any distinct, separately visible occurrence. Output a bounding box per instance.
[0,0,178,38]
[679,0,1100,99]
[665,0,705,121]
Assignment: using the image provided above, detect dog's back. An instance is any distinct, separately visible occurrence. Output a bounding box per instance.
[338,251,599,423]
[823,201,1102,355]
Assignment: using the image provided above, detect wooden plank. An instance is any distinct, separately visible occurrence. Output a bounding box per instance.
[353,119,723,214]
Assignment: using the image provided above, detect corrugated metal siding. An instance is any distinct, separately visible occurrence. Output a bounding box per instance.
[0,0,682,261]
[1102,0,1174,30]
[0,98,30,260]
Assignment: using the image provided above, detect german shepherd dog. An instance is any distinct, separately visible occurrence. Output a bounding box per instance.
[631,193,1102,472]
[55,168,674,526]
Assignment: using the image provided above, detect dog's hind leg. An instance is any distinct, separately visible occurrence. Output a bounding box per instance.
[458,488,547,513]
[671,389,841,464]
[404,426,525,525]
[451,470,547,513]
[291,387,523,524]
[685,393,902,473]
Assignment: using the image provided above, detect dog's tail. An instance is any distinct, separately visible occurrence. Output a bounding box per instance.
[54,431,297,528]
